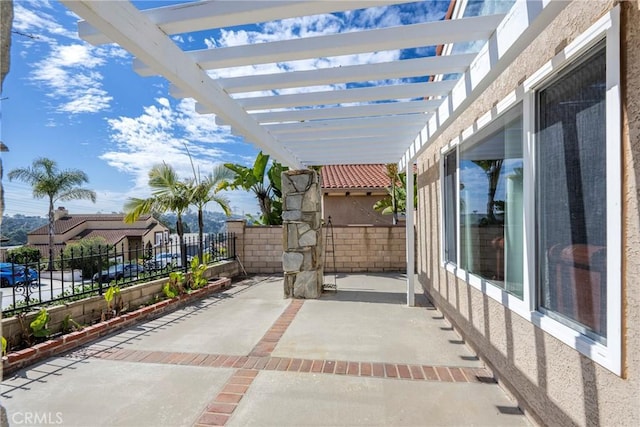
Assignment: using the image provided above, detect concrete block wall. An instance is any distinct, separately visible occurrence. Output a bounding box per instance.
[330,225,406,272]
[243,226,283,274]
[229,220,406,274]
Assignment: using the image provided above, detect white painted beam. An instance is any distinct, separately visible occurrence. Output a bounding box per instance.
[80,1,412,46]
[252,100,441,123]
[401,0,569,169]
[405,160,415,307]
[187,54,476,95]
[231,82,454,111]
[285,135,408,147]
[63,0,303,169]
[301,153,398,166]
[265,114,430,134]
[275,126,420,142]
[296,149,405,160]
[134,15,504,75]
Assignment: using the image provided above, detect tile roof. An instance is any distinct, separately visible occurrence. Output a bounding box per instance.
[321,164,391,189]
[29,214,153,235]
[73,229,146,246]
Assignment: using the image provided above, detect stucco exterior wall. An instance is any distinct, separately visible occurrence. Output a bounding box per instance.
[323,194,392,225]
[415,2,639,426]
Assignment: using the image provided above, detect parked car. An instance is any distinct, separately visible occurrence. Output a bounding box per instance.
[0,262,39,287]
[92,263,145,283]
[144,253,181,270]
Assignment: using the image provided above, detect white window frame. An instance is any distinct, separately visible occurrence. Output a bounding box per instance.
[439,6,621,375]
[440,92,529,316]
[439,139,459,269]
[524,6,621,375]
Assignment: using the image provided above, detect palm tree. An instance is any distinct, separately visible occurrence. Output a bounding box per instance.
[222,151,287,225]
[8,157,96,269]
[124,163,191,269]
[384,164,399,224]
[187,164,232,261]
[373,170,417,221]
[472,159,504,224]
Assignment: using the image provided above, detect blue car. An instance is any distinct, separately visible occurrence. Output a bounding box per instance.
[0,262,39,287]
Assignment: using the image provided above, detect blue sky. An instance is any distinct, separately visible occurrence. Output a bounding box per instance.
[1,0,505,219]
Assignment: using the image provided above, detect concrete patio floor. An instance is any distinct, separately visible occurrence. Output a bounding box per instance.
[1,274,530,427]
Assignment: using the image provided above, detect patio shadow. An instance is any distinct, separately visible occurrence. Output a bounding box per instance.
[319,289,430,306]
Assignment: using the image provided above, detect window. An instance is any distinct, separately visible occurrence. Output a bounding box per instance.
[443,150,458,264]
[536,42,607,341]
[439,7,620,373]
[459,105,523,298]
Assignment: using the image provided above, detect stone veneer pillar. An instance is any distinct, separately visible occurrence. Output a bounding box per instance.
[282,169,323,298]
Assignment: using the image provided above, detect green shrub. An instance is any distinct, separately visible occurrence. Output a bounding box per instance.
[189,255,209,289]
[30,308,50,339]
[162,282,177,299]
[59,237,111,278]
[6,246,41,264]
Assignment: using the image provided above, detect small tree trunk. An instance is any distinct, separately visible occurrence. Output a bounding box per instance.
[48,197,55,270]
[177,215,187,270]
[258,196,272,224]
[197,208,204,262]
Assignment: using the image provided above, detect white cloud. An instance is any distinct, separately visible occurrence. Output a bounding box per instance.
[96,95,264,216]
[103,98,239,194]
[29,43,113,114]
[14,3,132,115]
[13,2,78,42]
[58,89,112,114]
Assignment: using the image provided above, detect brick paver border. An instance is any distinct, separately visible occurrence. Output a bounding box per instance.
[66,297,495,426]
[87,345,494,385]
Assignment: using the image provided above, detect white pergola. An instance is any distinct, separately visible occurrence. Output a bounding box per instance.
[61,0,566,306]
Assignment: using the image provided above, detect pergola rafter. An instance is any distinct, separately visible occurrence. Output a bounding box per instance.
[62,0,513,168]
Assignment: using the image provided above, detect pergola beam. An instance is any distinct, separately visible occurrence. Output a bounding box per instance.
[251,100,440,123]
[275,126,421,142]
[264,115,430,134]
[173,54,476,95]
[134,15,504,75]
[285,135,409,148]
[231,81,454,111]
[79,1,411,46]
[401,0,569,170]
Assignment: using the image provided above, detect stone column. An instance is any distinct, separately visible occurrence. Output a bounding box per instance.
[282,170,323,298]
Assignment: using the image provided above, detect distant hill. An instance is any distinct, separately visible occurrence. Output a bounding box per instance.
[1,215,48,245]
[157,210,240,234]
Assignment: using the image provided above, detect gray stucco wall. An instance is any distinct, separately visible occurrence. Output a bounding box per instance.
[416,1,639,426]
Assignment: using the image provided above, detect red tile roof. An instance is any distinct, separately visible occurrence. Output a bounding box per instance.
[321,164,391,189]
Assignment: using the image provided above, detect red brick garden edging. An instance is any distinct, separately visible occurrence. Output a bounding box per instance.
[1,277,231,377]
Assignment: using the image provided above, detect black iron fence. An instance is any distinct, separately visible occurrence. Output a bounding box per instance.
[0,232,236,316]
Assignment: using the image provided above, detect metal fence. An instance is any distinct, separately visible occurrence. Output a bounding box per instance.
[0,232,236,316]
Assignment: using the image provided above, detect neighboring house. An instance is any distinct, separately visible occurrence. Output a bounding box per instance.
[321,164,393,225]
[413,2,639,426]
[27,207,169,260]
